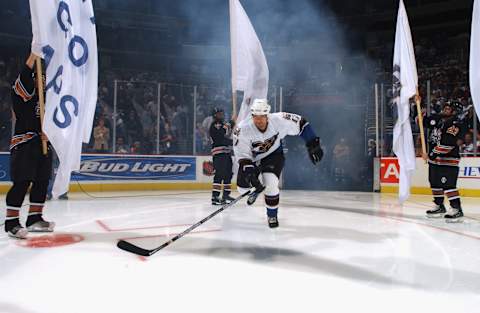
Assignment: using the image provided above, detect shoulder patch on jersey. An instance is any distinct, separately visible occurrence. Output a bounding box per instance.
[282,112,300,123]
[430,119,436,126]
[446,125,459,136]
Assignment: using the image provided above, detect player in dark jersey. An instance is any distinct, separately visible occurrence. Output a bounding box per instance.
[209,107,235,205]
[3,53,55,239]
[423,102,464,222]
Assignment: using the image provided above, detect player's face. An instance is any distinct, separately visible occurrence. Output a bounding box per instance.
[442,106,453,117]
[215,112,224,120]
[253,115,268,131]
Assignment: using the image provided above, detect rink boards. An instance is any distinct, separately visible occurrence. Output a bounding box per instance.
[1,152,478,196]
[380,157,480,197]
[0,153,220,193]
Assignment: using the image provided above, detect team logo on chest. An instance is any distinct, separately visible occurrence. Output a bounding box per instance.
[251,133,279,156]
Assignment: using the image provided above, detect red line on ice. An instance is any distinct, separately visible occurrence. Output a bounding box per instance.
[95,219,112,232]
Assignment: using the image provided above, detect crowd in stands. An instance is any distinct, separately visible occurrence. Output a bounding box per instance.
[0,54,236,155]
[2,29,479,161]
[0,53,21,151]
[88,69,235,155]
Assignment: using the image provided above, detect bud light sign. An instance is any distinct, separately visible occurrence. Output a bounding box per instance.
[72,155,196,181]
[0,153,9,182]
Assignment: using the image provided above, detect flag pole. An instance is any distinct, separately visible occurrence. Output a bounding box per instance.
[35,56,48,155]
[232,91,237,121]
[415,88,427,157]
[229,0,237,120]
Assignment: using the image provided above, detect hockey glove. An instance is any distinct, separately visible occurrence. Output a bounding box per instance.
[239,159,264,191]
[306,137,323,165]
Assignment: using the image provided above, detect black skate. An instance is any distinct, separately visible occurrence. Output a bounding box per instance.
[6,225,28,239]
[268,216,279,228]
[444,208,464,223]
[211,196,225,206]
[26,220,55,232]
[426,204,446,218]
[222,195,236,204]
[247,185,266,206]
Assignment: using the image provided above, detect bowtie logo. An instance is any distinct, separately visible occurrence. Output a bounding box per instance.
[252,133,279,156]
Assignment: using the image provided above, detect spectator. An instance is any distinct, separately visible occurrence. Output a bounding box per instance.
[202,113,213,133]
[115,136,129,154]
[0,94,12,151]
[160,122,175,154]
[477,131,480,153]
[93,118,110,153]
[130,140,143,154]
[460,132,475,156]
[125,109,141,144]
[333,138,350,160]
[195,122,210,154]
[332,138,351,183]
[367,139,377,158]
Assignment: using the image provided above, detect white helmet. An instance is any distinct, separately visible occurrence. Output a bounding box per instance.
[250,99,271,116]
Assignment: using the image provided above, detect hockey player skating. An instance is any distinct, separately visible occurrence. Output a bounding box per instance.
[3,53,55,239]
[209,107,235,205]
[233,99,323,228]
[422,101,465,222]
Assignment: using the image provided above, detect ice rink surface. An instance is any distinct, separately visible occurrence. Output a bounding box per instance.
[0,190,479,313]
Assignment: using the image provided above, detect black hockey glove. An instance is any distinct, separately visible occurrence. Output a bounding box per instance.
[306,137,323,165]
[239,159,263,191]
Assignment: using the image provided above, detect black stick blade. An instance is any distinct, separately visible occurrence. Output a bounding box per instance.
[117,240,153,257]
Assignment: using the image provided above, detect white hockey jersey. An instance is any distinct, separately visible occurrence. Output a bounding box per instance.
[233,112,306,162]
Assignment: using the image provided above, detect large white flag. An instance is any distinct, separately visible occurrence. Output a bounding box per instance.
[470,0,480,116]
[30,0,98,197]
[229,0,269,122]
[392,0,418,203]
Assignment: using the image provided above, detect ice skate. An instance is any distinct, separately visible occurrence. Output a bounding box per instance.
[211,196,225,206]
[6,225,28,239]
[444,208,464,223]
[268,216,279,228]
[247,185,265,205]
[222,194,236,204]
[27,219,55,232]
[426,204,446,218]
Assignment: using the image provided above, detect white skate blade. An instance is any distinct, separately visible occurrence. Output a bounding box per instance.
[445,217,464,223]
[426,213,445,218]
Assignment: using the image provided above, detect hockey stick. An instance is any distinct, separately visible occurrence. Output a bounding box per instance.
[117,190,252,256]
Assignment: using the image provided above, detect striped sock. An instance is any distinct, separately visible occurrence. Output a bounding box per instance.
[26,203,44,227]
[431,188,444,206]
[5,207,21,232]
[212,183,221,198]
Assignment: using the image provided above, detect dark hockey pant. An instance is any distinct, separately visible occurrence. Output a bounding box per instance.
[212,154,233,199]
[428,163,461,210]
[6,139,52,209]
